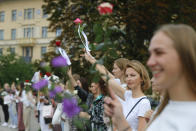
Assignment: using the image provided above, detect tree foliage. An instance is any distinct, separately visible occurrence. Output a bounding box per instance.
[0,53,35,86]
[42,0,196,77]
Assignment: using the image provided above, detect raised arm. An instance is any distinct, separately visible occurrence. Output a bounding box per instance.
[84,53,114,80]
[67,68,88,101]
[67,68,77,88]
[84,53,125,100]
[108,79,125,100]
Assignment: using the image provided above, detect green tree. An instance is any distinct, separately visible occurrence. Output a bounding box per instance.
[0,53,35,85]
[42,0,196,77]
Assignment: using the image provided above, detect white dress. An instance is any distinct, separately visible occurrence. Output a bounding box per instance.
[38,102,52,131]
[147,100,196,131]
[124,90,151,131]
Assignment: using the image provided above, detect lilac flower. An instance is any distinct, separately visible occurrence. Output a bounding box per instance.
[51,56,68,67]
[32,79,48,90]
[62,98,80,118]
[49,86,63,98]
[54,86,63,93]
[49,90,56,98]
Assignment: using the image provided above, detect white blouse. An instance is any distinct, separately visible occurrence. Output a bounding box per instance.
[124,90,151,131]
[147,100,196,131]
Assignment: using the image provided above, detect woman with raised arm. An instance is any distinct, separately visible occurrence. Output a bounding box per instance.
[84,55,130,114]
[67,68,93,108]
[84,56,129,87]
[104,24,196,131]
[85,54,151,131]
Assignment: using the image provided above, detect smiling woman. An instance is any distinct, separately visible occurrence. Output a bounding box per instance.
[103,24,196,131]
[146,24,196,131]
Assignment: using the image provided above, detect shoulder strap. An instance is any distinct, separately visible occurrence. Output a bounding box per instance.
[125,97,147,119]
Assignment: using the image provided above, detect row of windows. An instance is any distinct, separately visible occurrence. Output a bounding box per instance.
[0,48,15,55]
[0,27,62,40]
[0,8,47,22]
[0,47,47,57]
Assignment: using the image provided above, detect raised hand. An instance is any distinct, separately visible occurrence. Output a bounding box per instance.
[67,67,72,77]
[104,87,131,130]
[104,87,124,126]
[84,52,96,64]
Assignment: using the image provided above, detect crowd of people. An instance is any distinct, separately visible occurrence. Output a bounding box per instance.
[0,23,196,131]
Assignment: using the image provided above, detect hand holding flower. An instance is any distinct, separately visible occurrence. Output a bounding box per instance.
[84,52,96,64]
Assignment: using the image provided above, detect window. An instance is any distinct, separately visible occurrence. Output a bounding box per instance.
[56,28,62,37]
[10,48,15,54]
[11,29,16,40]
[0,30,4,40]
[41,46,47,58]
[0,48,3,55]
[42,9,48,18]
[24,27,34,38]
[12,10,17,21]
[23,47,32,63]
[0,11,5,22]
[42,27,48,38]
[24,8,34,20]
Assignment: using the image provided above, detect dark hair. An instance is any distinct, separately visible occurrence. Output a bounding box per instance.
[98,79,108,96]
[79,77,89,92]
[19,82,24,97]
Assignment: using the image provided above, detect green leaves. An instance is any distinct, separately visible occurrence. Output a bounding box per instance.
[95,42,105,51]
[0,53,34,85]
[93,23,104,43]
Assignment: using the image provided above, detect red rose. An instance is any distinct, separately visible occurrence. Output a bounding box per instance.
[25,80,29,82]
[97,2,113,15]
[74,18,83,24]
[46,72,51,77]
[56,41,61,46]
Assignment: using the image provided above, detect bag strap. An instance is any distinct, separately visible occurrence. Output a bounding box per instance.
[125,97,147,119]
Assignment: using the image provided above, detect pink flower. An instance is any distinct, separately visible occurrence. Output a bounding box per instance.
[97,2,113,15]
[74,18,83,24]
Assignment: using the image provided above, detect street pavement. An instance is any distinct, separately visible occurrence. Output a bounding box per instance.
[0,106,40,131]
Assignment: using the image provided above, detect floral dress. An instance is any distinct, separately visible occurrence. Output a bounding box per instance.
[88,95,107,131]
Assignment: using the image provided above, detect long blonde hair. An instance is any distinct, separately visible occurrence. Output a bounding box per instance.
[148,24,196,125]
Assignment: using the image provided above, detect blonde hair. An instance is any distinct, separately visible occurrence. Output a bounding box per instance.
[114,58,130,72]
[114,58,130,83]
[72,74,80,81]
[148,24,196,126]
[126,60,151,91]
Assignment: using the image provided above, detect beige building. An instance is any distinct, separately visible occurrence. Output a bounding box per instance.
[0,0,59,62]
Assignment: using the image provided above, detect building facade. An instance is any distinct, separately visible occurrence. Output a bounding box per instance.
[0,0,59,62]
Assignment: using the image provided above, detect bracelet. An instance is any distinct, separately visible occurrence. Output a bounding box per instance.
[121,126,131,131]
